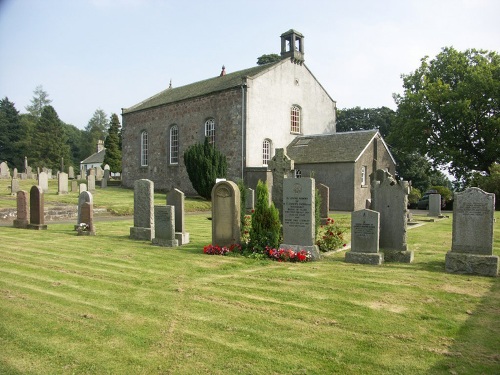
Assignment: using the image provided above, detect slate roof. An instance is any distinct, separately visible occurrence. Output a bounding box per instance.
[81,149,105,164]
[123,61,283,114]
[287,130,394,164]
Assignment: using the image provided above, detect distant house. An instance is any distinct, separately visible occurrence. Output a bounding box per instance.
[80,140,105,176]
[286,130,396,211]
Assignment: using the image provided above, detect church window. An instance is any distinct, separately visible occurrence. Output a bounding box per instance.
[361,165,367,186]
[140,131,148,166]
[294,169,302,178]
[291,105,301,133]
[205,118,215,145]
[170,125,179,164]
[262,139,272,166]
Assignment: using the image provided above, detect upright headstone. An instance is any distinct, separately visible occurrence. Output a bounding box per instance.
[268,148,294,220]
[10,178,20,196]
[87,172,96,192]
[245,187,255,213]
[317,183,330,225]
[13,168,18,179]
[370,170,413,263]
[0,161,10,178]
[58,172,68,195]
[168,188,190,245]
[130,179,155,240]
[77,202,96,236]
[211,181,240,247]
[13,190,29,228]
[95,166,104,181]
[38,171,49,193]
[152,205,178,247]
[428,193,442,217]
[79,183,87,194]
[101,177,108,189]
[27,185,47,230]
[68,166,75,179]
[71,180,78,192]
[445,188,498,277]
[103,169,110,180]
[345,209,383,265]
[77,191,93,225]
[24,156,28,173]
[279,178,320,260]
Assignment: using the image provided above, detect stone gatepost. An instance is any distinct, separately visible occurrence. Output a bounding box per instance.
[211,180,240,247]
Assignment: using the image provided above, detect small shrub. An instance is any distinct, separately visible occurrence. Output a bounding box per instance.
[316,217,346,252]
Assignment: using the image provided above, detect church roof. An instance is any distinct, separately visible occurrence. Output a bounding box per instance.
[81,149,105,165]
[287,130,394,164]
[123,61,282,114]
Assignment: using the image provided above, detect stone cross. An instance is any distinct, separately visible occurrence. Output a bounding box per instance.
[268,148,294,220]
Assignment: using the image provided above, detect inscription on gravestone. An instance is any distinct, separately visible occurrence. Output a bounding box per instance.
[345,209,383,265]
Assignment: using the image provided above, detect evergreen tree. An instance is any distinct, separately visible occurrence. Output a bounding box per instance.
[25,85,52,118]
[102,113,122,173]
[183,137,227,200]
[83,109,108,157]
[62,122,85,168]
[0,97,22,167]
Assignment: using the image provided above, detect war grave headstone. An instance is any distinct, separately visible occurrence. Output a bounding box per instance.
[0,161,10,179]
[71,180,78,192]
[428,193,441,217]
[38,171,49,193]
[345,209,383,265]
[77,201,96,236]
[87,171,96,192]
[445,188,498,277]
[211,180,240,247]
[27,185,47,230]
[68,166,75,179]
[58,172,69,195]
[268,148,294,221]
[279,178,320,260]
[245,187,255,213]
[79,183,87,194]
[317,183,330,225]
[152,205,178,247]
[370,170,413,263]
[10,178,20,196]
[130,179,155,240]
[13,190,29,229]
[168,188,190,245]
[77,191,93,226]
[13,168,18,179]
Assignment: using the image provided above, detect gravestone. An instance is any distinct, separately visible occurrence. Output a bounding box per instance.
[77,201,96,236]
[211,180,240,247]
[428,193,441,217]
[168,188,189,245]
[79,183,87,194]
[87,173,96,191]
[103,169,110,180]
[268,148,294,220]
[370,169,413,263]
[10,178,20,196]
[77,191,93,226]
[68,166,75,179]
[13,190,29,228]
[13,168,18,179]
[445,188,498,277]
[130,179,155,240]
[152,205,178,247]
[245,187,255,213]
[27,185,47,230]
[101,177,108,189]
[317,183,330,224]
[95,166,104,181]
[345,209,383,265]
[0,161,10,178]
[58,172,68,195]
[279,178,320,260]
[38,171,49,193]
[104,164,110,171]
[71,180,78,192]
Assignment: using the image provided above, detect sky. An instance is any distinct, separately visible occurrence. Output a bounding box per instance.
[0,0,499,129]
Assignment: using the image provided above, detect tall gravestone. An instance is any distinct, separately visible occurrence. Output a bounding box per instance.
[168,188,189,245]
[13,190,29,228]
[445,188,498,277]
[345,209,383,265]
[268,148,294,221]
[38,171,49,193]
[130,179,155,240]
[152,205,178,247]
[77,202,96,236]
[0,161,10,178]
[13,168,18,179]
[317,183,330,224]
[428,193,441,217]
[211,181,240,247]
[68,166,75,179]
[27,185,47,230]
[58,172,68,195]
[370,170,413,263]
[77,191,93,226]
[71,180,78,192]
[87,170,96,191]
[10,178,20,196]
[280,178,320,260]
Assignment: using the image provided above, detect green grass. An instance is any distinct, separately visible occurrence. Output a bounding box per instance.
[0,182,499,374]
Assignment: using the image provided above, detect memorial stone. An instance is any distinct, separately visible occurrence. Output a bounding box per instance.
[77,202,96,236]
[211,181,240,247]
[10,178,20,196]
[268,148,294,221]
[95,166,104,181]
[0,161,10,178]
[152,205,178,247]
[317,183,330,224]
[71,180,78,192]
[77,191,93,226]
[345,209,383,265]
[428,193,441,217]
[79,183,87,194]
[87,173,96,191]
[13,190,29,228]
[58,172,68,195]
[101,177,108,189]
[13,168,18,179]
[130,179,155,240]
[168,188,189,245]
[245,187,255,213]
[103,169,110,180]
[68,166,75,179]
[27,185,47,230]
[38,171,49,193]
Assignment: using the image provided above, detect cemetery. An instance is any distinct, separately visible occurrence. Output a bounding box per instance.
[0,176,498,374]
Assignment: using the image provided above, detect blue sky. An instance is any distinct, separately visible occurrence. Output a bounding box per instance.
[1,0,499,129]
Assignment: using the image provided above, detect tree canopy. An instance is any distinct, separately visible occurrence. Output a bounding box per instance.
[257,54,281,65]
[25,85,52,118]
[102,113,122,173]
[336,106,395,137]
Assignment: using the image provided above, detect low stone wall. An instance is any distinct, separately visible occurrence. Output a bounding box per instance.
[0,206,108,223]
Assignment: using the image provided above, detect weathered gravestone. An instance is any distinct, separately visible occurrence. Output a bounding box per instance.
[103,169,110,180]
[13,168,18,179]
[79,183,87,194]
[370,170,413,263]
[211,181,240,247]
[152,205,178,247]
[345,209,383,265]
[10,178,20,196]
[0,161,10,179]
[317,183,330,225]
[13,190,29,228]
[101,177,108,189]
[168,188,190,245]
[445,188,498,277]
[58,172,68,195]
[95,166,104,181]
[71,180,78,192]
[279,178,320,260]
[428,193,441,217]
[87,171,96,191]
[245,187,255,213]
[268,148,294,221]
[38,171,49,193]
[68,166,75,179]
[77,202,96,236]
[77,191,93,226]
[27,185,47,230]
[130,179,155,240]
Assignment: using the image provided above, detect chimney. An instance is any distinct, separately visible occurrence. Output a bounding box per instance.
[97,140,104,153]
[220,65,226,76]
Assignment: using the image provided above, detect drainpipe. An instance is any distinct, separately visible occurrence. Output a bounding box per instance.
[241,79,247,181]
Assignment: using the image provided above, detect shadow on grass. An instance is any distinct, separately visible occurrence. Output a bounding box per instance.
[429,274,500,374]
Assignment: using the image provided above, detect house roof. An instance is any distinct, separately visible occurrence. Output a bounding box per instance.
[123,61,283,114]
[287,130,395,164]
[81,149,105,165]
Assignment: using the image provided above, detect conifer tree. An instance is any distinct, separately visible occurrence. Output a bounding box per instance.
[25,85,52,118]
[102,113,122,173]
[0,97,22,168]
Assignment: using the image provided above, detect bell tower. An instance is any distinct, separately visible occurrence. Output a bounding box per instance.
[280,29,304,64]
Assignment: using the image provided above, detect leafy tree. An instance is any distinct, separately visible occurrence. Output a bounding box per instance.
[471,163,500,209]
[0,97,22,167]
[183,137,227,200]
[62,122,85,168]
[82,109,108,157]
[25,85,52,118]
[102,113,122,173]
[257,54,281,65]
[391,47,500,183]
[336,106,395,137]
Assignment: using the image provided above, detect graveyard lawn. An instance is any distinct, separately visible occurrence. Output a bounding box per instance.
[0,208,499,374]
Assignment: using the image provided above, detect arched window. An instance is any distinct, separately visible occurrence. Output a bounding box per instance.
[291,105,301,133]
[262,139,271,166]
[170,125,179,164]
[205,118,215,145]
[140,131,148,166]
